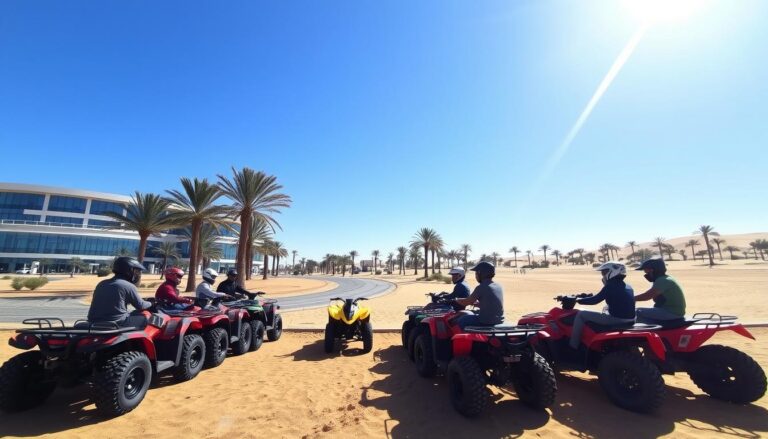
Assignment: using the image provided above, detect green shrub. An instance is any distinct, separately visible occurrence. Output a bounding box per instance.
[428,272,450,283]
[375,270,382,275]
[146,282,159,289]
[11,277,24,290]
[96,267,111,277]
[139,283,147,288]
[1,275,11,280]
[23,277,49,290]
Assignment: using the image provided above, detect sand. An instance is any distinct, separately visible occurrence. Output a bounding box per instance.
[0,260,766,438]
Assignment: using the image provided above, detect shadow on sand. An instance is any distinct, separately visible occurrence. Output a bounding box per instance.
[360,345,551,438]
[284,338,372,362]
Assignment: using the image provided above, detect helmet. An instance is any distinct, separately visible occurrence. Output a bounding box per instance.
[595,262,626,283]
[226,268,238,276]
[202,267,218,283]
[470,261,495,279]
[113,257,145,284]
[636,257,666,282]
[448,267,465,276]
[164,267,185,284]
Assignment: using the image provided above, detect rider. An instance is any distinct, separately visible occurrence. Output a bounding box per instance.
[216,268,252,299]
[445,267,471,300]
[634,257,687,321]
[569,262,635,350]
[87,257,152,326]
[454,261,504,329]
[155,267,193,309]
[196,268,234,300]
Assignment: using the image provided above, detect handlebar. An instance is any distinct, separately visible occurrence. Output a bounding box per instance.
[554,293,593,302]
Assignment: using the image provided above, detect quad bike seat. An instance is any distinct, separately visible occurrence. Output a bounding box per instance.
[636,316,697,329]
[585,321,662,333]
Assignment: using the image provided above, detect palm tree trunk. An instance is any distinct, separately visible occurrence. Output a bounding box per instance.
[245,227,253,280]
[423,245,429,278]
[262,254,269,280]
[703,234,714,267]
[430,249,435,275]
[237,211,251,286]
[137,232,149,265]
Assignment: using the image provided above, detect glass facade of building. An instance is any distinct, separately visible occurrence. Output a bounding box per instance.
[0,232,162,258]
[47,195,87,213]
[0,192,45,221]
[46,216,84,226]
[89,200,125,216]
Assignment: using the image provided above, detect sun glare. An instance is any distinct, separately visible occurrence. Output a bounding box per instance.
[624,0,706,23]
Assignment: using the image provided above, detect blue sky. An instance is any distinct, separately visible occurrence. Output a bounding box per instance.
[1,0,766,261]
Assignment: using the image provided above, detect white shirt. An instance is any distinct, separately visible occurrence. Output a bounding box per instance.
[196,281,227,299]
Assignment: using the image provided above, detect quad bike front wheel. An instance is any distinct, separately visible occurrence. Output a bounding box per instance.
[0,351,57,412]
[173,334,206,382]
[511,351,557,409]
[688,344,767,404]
[324,323,336,353]
[598,350,665,413]
[361,321,373,353]
[250,320,265,352]
[232,320,253,356]
[267,314,283,341]
[92,351,152,417]
[447,356,490,417]
[414,334,437,378]
[203,328,229,368]
[401,320,412,349]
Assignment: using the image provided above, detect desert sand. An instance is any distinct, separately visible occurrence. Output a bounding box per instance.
[0,260,766,438]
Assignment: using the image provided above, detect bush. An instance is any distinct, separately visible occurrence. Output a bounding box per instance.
[592,263,601,268]
[375,270,382,275]
[1,275,11,280]
[11,277,24,290]
[23,277,49,290]
[145,282,159,289]
[428,272,449,283]
[139,283,146,288]
[96,267,111,277]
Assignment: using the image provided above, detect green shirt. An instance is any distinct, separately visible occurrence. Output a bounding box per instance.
[652,275,686,316]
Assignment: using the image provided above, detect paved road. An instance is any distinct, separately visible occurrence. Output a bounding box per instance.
[0,276,394,324]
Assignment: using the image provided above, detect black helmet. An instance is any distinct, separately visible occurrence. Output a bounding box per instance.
[636,257,666,282]
[112,257,145,283]
[471,261,495,279]
[227,268,238,276]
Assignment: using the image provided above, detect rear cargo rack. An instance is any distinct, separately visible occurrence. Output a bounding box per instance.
[463,324,546,337]
[691,313,738,327]
[22,318,65,329]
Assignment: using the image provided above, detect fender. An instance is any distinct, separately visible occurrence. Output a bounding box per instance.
[124,333,157,360]
[328,305,342,321]
[452,333,486,357]
[729,324,755,340]
[357,307,371,321]
[207,314,230,327]
[588,332,666,361]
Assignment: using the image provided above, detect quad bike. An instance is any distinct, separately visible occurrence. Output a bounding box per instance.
[401,292,457,360]
[414,309,556,417]
[222,291,283,352]
[636,311,766,404]
[518,293,669,412]
[0,309,209,417]
[324,297,373,354]
[162,297,252,368]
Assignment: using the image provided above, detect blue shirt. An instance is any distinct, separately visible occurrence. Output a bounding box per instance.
[578,277,635,319]
[446,279,470,300]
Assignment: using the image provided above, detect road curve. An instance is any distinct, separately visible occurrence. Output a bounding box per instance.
[0,276,395,324]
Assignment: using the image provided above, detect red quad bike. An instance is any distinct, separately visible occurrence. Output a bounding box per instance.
[414,309,557,417]
[162,297,253,368]
[401,292,454,360]
[636,311,767,404]
[0,309,211,417]
[518,293,670,413]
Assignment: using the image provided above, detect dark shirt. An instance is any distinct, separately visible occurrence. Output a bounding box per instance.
[578,277,635,319]
[88,277,151,322]
[446,280,471,300]
[216,279,250,296]
[469,280,504,325]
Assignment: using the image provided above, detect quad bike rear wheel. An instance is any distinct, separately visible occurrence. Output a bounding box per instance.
[407,326,422,362]
[401,320,412,349]
[0,351,57,412]
[414,334,437,378]
[267,314,283,341]
[232,321,253,356]
[688,344,767,404]
[92,351,151,417]
[324,323,336,353]
[250,320,265,352]
[511,351,557,409]
[598,350,665,412]
[447,356,490,417]
[173,334,206,382]
[361,321,373,353]
[203,328,229,368]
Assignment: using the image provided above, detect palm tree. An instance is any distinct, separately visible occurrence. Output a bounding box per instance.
[349,250,358,275]
[696,225,717,267]
[165,177,229,291]
[217,167,292,285]
[411,228,440,278]
[748,241,759,260]
[151,241,181,277]
[104,192,176,264]
[299,257,306,273]
[198,225,224,268]
[652,237,665,260]
[387,252,395,273]
[723,245,739,260]
[460,244,472,271]
[757,239,768,260]
[339,255,351,276]
[552,250,561,265]
[711,238,725,261]
[509,246,519,267]
[397,246,407,274]
[272,241,288,276]
[408,246,420,275]
[245,217,271,280]
[678,249,687,261]
[292,250,298,272]
[526,250,532,266]
[491,252,500,267]
[372,250,380,274]
[575,248,585,264]
[686,239,700,261]
[539,245,550,263]
[259,238,275,279]
[627,241,637,260]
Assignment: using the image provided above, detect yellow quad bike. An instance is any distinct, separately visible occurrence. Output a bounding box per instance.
[324,297,373,353]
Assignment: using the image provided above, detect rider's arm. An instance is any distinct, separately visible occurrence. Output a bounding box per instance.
[127,286,152,310]
[577,287,606,305]
[634,287,660,302]
[456,285,482,307]
[199,283,228,299]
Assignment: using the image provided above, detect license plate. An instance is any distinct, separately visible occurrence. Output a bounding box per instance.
[503,355,521,363]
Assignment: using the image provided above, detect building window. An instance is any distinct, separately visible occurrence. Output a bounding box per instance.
[0,192,45,221]
[90,200,125,216]
[45,216,84,226]
[47,195,87,213]
[88,219,120,228]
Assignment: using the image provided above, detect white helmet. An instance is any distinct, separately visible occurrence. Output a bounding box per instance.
[202,267,218,282]
[595,262,626,283]
[448,267,465,276]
